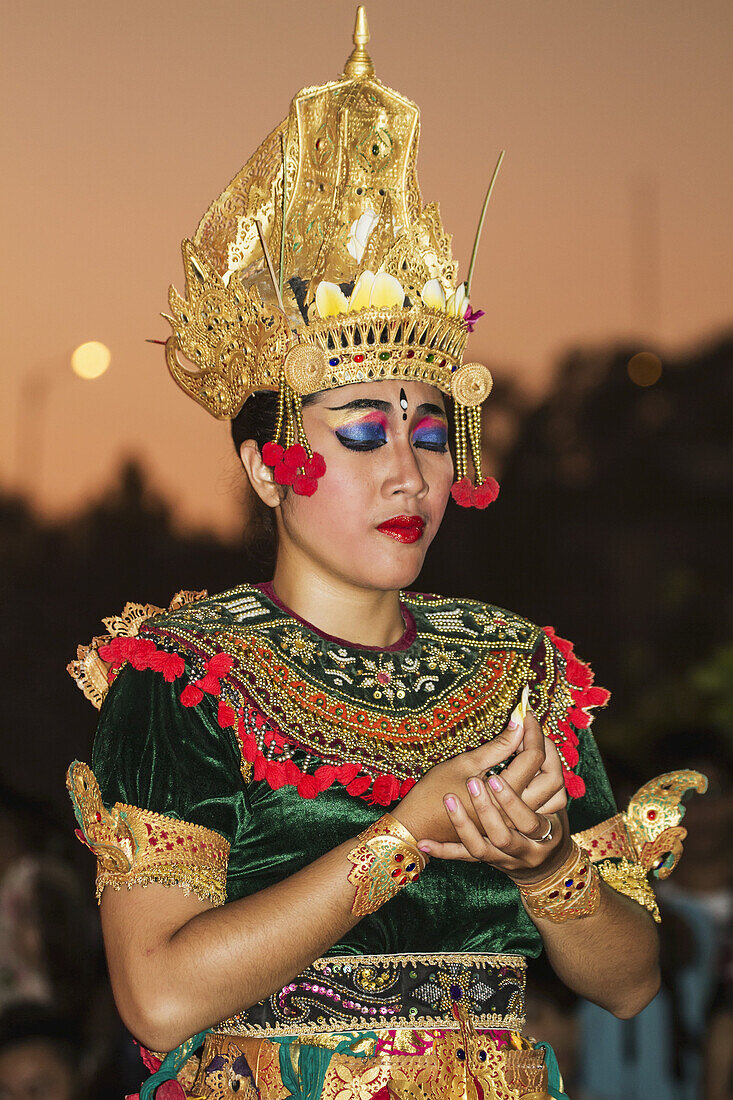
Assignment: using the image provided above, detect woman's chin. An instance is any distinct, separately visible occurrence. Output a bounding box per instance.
[348,541,428,593]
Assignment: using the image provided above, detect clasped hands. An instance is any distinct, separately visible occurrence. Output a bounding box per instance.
[393,713,571,884]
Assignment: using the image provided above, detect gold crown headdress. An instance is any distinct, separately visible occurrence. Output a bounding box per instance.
[164,7,500,506]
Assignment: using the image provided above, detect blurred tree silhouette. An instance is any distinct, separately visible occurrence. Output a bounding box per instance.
[1,333,731,810]
[420,332,733,771]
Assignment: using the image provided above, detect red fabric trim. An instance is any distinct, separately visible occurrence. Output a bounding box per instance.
[233,706,404,806]
[542,626,611,799]
[103,626,607,807]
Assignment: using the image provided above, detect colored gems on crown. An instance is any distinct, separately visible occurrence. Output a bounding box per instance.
[163,7,502,508]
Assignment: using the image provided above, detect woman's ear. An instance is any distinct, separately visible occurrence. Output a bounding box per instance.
[239,440,282,509]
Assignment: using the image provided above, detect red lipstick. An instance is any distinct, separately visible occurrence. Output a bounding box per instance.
[376,515,425,544]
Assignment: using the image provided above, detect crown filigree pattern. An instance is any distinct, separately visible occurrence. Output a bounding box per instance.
[163,7,500,504]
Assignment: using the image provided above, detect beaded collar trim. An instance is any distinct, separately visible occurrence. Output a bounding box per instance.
[68,584,610,806]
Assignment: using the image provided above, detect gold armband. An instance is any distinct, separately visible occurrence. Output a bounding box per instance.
[518,841,601,923]
[67,761,229,906]
[346,814,426,917]
[572,770,708,923]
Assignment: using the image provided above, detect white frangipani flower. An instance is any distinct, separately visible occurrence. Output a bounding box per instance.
[447,282,469,318]
[346,208,379,262]
[508,684,530,730]
[349,270,376,312]
[369,272,405,309]
[315,281,348,318]
[421,278,446,310]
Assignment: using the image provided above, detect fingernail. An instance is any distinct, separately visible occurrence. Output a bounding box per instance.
[488,776,502,792]
[508,717,521,730]
[444,796,457,812]
[467,778,482,797]
[418,844,431,854]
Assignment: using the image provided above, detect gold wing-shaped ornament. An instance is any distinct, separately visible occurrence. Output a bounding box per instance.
[66,589,206,710]
[165,240,292,420]
[573,769,708,921]
[67,761,137,874]
[624,770,708,878]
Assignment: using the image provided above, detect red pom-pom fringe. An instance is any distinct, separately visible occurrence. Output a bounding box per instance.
[262,442,327,496]
[541,626,612,799]
[231,704,412,807]
[450,477,500,509]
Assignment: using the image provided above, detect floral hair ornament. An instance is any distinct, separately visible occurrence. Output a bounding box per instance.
[163,6,505,507]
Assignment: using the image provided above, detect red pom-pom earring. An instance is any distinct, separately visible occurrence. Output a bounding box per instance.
[264,441,326,496]
[450,476,500,509]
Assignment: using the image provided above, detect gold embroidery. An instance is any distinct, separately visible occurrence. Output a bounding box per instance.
[311,953,527,971]
[195,1031,549,1100]
[598,859,660,922]
[67,762,229,906]
[67,589,207,710]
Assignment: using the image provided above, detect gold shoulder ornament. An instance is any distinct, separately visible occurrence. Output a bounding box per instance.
[66,588,206,710]
[163,7,503,509]
[66,761,229,906]
[572,770,708,922]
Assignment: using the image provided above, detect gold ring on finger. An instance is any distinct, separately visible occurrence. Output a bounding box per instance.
[537,817,553,842]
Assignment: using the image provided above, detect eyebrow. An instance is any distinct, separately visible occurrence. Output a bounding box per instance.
[326,399,446,416]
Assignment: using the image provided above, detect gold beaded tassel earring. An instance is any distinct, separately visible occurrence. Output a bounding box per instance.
[449,367,500,509]
[261,370,326,497]
[255,177,328,496]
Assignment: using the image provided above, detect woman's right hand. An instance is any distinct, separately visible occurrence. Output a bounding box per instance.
[392,718,528,843]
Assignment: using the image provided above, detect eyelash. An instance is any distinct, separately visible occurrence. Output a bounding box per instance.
[335,433,386,452]
[334,431,448,454]
[415,440,448,453]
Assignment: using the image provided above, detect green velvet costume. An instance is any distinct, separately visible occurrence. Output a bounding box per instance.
[70,581,669,1097]
[89,583,617,960]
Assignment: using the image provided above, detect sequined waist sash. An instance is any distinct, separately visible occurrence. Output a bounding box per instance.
[215,952,527,1037]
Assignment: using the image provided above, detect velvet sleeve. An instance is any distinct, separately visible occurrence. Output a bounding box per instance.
[90,662,250,849]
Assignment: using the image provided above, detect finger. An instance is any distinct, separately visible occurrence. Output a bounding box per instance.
[499,712,546,796]
[460,720,525,773]
[416,840,478,862]
[533,789,568,815]
[443,793,494,860]
[464,778,523,855]
[521,737,567,811]
[485,773,551,840]
[521,772,567,812]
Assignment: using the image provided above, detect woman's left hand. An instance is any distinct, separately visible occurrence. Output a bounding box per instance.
[416,713,572,882]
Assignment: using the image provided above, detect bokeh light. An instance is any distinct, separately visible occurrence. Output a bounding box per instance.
[627,351,662,387]
[71,340,111,380]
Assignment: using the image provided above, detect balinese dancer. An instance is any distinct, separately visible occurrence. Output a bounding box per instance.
[66,10,706,1099]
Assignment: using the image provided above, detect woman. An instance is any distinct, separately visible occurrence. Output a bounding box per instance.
[67,10,703,1099]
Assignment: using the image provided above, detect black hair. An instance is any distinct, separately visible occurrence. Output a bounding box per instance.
[230,390,318,563]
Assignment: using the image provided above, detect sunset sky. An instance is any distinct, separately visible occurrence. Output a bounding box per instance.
[3,0,731,535]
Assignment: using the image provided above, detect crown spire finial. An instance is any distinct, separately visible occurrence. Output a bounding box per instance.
[343,6,374,80]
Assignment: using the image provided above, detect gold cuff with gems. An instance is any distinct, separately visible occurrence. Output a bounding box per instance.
[346,814,426,917]
[518,840,601,923]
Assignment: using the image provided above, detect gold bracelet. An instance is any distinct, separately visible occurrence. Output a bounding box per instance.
[346,813,426,917]
[518,840,601,923]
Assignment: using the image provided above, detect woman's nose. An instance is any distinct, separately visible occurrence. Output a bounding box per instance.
[384,438,428,498]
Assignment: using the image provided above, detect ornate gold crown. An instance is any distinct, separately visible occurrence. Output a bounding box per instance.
[164,7,499,506]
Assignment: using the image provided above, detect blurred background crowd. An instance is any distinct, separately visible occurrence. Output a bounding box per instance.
[2,0,731,1096]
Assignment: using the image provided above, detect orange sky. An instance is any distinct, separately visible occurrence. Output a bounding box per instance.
[2,0,731,536]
